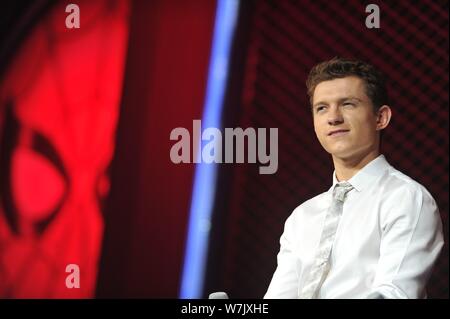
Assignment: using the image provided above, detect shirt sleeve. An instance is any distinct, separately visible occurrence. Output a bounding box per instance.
[264,214,299,299]
[366,184,444,299]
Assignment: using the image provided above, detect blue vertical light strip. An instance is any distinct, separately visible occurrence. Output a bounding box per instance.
[179,0,240,299]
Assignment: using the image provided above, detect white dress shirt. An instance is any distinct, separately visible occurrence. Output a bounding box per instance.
[264,155,444,299]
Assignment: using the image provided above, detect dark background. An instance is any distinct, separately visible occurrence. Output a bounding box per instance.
[204,0,449,299]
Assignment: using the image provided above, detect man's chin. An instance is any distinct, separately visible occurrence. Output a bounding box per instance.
[326,147,352,159]
[329,150,357,162]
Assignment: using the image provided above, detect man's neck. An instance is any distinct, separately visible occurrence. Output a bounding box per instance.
[332,149,380,181]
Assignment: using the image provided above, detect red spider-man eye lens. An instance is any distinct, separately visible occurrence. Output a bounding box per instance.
[11,147,66,223]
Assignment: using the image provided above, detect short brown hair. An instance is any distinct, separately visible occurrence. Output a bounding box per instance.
[306,57,388,112]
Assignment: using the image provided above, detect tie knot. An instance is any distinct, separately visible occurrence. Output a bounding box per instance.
[333,182,353,202]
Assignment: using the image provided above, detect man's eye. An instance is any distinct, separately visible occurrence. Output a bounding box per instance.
[343,102,355,107]
[316,106,326,112]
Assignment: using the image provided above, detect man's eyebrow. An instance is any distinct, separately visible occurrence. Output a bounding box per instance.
[312,101,327,108]
[313,96,362,108]
[339,96,362,103]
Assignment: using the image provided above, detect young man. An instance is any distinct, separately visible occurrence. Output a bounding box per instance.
[264,58,444,299]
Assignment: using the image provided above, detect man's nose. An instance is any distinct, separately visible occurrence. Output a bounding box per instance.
[327,106,344,126]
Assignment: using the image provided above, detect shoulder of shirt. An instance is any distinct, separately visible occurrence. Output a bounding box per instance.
[287,164,436,222]
[382,164,436,201]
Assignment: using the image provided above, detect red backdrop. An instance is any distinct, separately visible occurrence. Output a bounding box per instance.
[96,0,216,297]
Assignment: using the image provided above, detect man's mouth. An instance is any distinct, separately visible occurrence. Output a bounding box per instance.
[328,129,350,136]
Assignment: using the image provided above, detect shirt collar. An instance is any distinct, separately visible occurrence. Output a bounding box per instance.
[331,154,390,192]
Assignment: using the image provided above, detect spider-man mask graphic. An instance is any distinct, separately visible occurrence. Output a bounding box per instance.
[0,0,129,298]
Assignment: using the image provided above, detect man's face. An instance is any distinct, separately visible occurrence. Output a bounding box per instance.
[312,76,379,160]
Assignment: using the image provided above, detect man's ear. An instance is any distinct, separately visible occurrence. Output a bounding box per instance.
[376,105,392,131]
